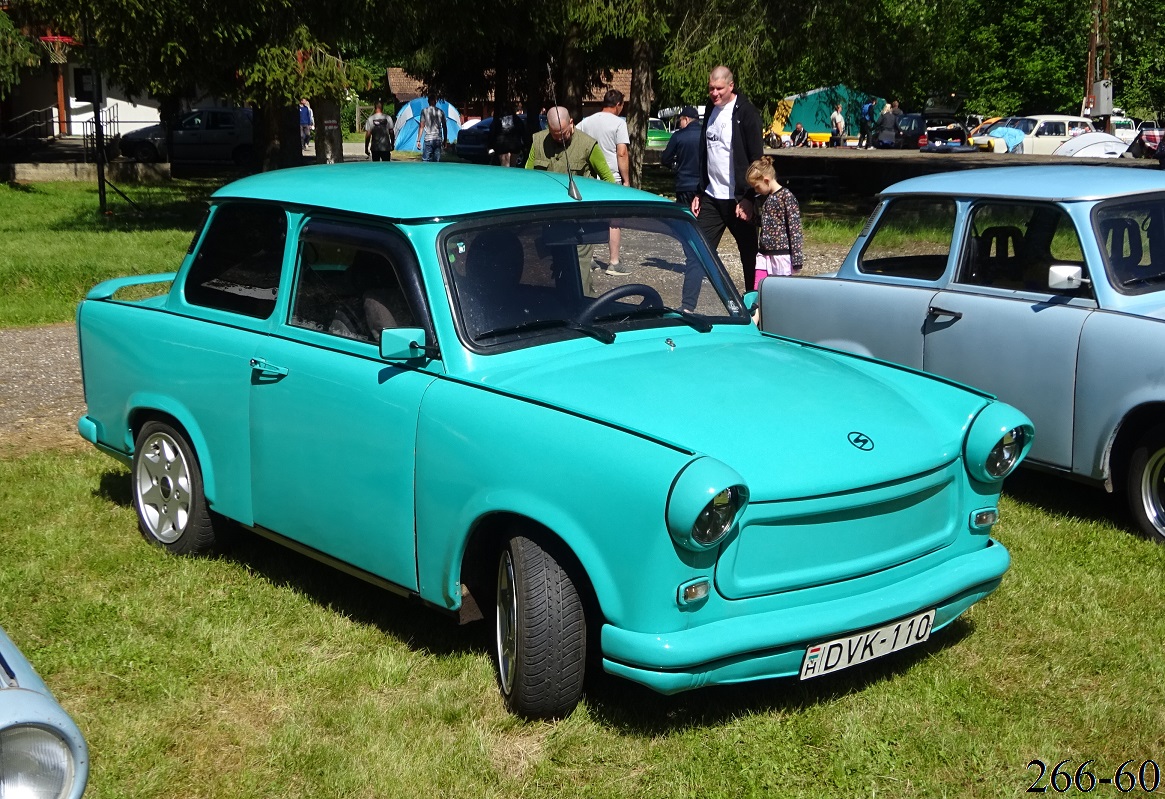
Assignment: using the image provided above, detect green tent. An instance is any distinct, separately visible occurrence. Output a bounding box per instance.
[773,85,883,135]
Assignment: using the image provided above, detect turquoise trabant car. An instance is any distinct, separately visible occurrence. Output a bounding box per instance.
[76,162,1031,719]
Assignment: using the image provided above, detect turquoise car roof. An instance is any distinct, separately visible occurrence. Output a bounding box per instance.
[212,161,673,219]
[882,165,1165,203]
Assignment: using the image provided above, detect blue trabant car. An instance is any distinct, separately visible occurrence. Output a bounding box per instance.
[76,162,1032,719]
[761,164,1165,542]
[0,626,89,799]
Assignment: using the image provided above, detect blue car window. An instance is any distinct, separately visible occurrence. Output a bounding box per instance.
[859,196,955,281]
[1096,198,1165,294]
[959,202,1087,294]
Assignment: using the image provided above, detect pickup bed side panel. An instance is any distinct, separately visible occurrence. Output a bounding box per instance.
[759,276,937,369]
[78,300,262,524]
[1074,310,1165,482]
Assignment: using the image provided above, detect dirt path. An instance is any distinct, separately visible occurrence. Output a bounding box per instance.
[0,244,848,458]
[0,324,87,457]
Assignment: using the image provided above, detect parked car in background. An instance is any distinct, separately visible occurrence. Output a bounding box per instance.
[76,162,1031,720]
[646,117,671,147]
[760,165,1165,542]
[454,114,544,163]
[967,116,1003,151]
[1128,124,1164,159]
[983,115,1094,154]
[1,625,89,799]
[120,107,255,166]
[1110,114,1139,144]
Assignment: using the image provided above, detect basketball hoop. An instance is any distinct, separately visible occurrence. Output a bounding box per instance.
[39,35,79,65]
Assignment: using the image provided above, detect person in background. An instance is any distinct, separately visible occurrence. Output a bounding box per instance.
[692,65,764,291]
[416,93,448,162]
[830,103,846,148]
[661,105,702,207]
[578,89,631,274]
[364,102,395,161]
[525,106,616,293]
[789,122,810,147]
[858,98,875,148]
[489,104,528,167]
[299,98,314,151]
[746,155,804,289]
[874,103,897,148]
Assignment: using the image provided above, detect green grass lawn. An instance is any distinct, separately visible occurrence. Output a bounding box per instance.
[3,175,1164,797]
[3,450,1163,798]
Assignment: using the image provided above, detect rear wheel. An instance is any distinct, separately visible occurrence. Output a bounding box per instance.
[132,421,219,555]
[495,534,586,719]
[133,141,159,162]
[1126,424,1165,543]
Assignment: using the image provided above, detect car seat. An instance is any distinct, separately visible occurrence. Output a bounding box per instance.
[464,230,525,336]
[977,225,1024,285]
[1100,217,1143,274]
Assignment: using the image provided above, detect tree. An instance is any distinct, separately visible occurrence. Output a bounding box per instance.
[0,11,40,101]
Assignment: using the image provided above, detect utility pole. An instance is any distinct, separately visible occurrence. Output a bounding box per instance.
[1086,0,1113,132]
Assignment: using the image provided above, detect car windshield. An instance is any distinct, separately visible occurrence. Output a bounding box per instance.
[443,211,748,350]
[1095,196,1165,295]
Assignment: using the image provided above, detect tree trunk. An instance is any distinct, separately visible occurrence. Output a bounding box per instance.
[313,98,343,164]
[627,36,654,189]
[560,25,585,120]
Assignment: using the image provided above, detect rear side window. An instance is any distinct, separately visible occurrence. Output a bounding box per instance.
[859,196,955,281]
[185,203,286,318]
[958,202,1088,294]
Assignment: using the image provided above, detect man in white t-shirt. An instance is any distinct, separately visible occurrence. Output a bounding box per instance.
[692,65,764,291]
[578,89,631,274]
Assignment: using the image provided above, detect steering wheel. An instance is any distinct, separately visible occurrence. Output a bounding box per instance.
[577,283,663,327]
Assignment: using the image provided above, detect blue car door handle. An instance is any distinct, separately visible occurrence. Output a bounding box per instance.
[927,305,963,321]
[250,357,289,377]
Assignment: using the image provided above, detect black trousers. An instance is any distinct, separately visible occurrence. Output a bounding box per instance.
[695,192,759,291]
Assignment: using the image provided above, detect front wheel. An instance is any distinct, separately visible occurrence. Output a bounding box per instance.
[495,534,586,719]
[1126,424,1165,543]
[132,421,219,555]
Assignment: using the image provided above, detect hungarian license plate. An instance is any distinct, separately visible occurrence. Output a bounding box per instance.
[800,609,935,680]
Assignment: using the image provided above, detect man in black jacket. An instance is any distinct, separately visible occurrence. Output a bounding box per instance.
[692,65,764,290]
[661,106,702,207]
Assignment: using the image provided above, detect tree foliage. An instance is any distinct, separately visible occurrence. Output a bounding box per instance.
[0,11,41,101]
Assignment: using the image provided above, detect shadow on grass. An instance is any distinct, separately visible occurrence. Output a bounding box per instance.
[582,617,974,732]
[93,464,989,726]
[44,179,221,235]
[1003,469,1132,532]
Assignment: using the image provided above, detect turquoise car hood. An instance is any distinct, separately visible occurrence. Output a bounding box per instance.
[472,333,986,500]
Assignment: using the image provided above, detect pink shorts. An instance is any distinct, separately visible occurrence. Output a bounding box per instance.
[754,254,793,289]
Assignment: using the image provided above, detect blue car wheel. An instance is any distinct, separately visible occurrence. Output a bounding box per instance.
[495,535,586,720]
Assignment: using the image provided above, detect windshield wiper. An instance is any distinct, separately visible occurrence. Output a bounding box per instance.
[599,305,714,333]
[474,318,615,344]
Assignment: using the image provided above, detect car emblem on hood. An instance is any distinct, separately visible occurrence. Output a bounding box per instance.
[848,432,874,451]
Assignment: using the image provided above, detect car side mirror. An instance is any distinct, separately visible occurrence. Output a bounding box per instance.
[742,290,759,314]
[379,328,436,361]
[1047,264,1090,291]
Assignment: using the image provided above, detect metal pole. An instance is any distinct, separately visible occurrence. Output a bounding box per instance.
[81,8,107,213]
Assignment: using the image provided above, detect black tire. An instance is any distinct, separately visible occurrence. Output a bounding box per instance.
[132,421,219,555]
[1126,424,1165,543]
[133,141,159,163]
[495,534,586,719]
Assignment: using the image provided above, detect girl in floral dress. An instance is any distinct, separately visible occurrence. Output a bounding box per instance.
[745,156,804,289]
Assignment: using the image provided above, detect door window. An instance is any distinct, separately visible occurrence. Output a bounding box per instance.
[858,197,956,281]
[958,202,1088,295]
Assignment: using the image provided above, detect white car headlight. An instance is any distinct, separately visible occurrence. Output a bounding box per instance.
[965,403,1034,483]
[667,458,749,551]
[0,725,76,799]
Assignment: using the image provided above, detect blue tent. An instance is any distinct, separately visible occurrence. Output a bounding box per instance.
[394,97,462,152]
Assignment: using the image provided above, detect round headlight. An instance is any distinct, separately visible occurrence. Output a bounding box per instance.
[693,486,747,545]
[986,427,1026,478]
[0,725,75,799]
[666,458,750,551]
[964,403,1034,483]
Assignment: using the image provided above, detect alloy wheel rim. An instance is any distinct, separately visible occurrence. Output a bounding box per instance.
[135,432,192,544]
[496,550,517,695]
[1141,448,1165,539]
